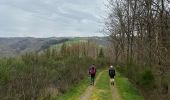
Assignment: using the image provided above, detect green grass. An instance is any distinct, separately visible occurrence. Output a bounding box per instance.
[54,70,144,100]
[115,73,144,100]
[53,77,89,100]
[54,70,102,100]
[90,71,112,100]
[50,38,88,50]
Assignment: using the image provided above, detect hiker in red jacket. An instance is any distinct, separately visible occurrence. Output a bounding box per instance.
[89,64,96,85]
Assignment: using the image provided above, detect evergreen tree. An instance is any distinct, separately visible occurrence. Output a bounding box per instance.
[98,48,104,58]
[61,43,67,57]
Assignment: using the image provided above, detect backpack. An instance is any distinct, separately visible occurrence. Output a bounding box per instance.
[90,67,96,74]
[109,69,115,76]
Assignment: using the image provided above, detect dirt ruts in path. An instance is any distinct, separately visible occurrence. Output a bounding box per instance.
[78,71,104,100]
[110,82,121,100]
[78,70,121,100]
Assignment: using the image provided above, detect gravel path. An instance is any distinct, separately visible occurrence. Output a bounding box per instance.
[78,71,103,100]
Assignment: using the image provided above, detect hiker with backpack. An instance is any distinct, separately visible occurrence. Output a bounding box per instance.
[109,65,116,85]
[89,64,96,85]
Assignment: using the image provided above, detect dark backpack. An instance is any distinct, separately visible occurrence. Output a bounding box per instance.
[109,69,115,76]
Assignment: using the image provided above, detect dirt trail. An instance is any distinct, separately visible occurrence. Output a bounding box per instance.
[78,70,121,100]
[110,82,121,100]
[78,71,103,100]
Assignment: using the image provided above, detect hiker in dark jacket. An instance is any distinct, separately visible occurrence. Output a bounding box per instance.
[109,65,116,85]
[89,64,96,85]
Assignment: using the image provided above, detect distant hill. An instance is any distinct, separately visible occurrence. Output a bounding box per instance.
[61,37,111,46]
[88,37,111,46]
[0,37,110,57]
[0,37,70,57]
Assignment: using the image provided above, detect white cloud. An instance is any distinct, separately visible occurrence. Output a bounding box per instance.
[0,0,106,37]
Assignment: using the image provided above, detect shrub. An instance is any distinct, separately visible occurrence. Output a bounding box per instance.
[139,70,155,88]
[0,41,107,99]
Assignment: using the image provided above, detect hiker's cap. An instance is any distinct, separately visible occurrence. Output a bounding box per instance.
[110,65,113,68]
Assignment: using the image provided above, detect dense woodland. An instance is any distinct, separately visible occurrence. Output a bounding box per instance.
[105,0,170,99]
[0,41,109,100]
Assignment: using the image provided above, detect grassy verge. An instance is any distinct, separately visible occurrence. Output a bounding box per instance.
[54,70,102,100]
[90,71,112,100]
[53,77,89,100]
[115,73,144,100]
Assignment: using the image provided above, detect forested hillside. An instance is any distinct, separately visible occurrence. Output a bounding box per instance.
[0,37,69,57]
[0,37,109,57]
[0,40,109,100]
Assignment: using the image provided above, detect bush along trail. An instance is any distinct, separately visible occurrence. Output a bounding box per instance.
[53,76,89,100]
[55,70,144,100]
[115,72,144,100]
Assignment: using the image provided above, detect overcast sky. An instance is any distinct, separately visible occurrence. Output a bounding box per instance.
[0,0,106,37]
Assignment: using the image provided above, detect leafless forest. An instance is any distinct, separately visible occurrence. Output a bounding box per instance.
[105,0,170,99]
